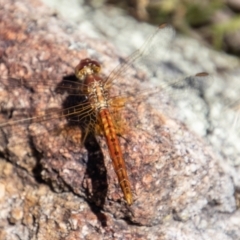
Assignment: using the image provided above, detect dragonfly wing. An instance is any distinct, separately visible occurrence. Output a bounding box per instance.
[104,24,175,87]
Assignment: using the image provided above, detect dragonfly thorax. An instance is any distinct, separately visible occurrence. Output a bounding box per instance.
[87,79,109,112]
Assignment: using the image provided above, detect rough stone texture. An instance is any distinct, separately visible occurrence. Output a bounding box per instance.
[0,0,240,239]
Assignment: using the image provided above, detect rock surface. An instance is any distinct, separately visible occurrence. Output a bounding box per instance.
[0,0,240,239]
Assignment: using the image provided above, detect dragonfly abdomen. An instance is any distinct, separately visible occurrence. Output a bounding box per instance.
[99,108,133,205]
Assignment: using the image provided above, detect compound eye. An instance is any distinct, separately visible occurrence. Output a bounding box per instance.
[91,64,101,74]
[75,58,101,80]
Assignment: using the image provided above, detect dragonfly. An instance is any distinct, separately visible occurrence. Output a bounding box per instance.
[0,23,208,205]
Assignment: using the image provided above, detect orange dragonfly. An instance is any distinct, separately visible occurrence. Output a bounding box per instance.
[0,24,176,205]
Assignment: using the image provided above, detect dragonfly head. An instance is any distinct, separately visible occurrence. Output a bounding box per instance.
[75,58,101,81]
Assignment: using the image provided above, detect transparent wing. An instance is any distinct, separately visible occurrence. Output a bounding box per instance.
[107,72,212,134]
[0,75,97,141]
[0,75,92,95]
[103,24,175,87]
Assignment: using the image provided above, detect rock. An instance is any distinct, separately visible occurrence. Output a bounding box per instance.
[0,0,240,239]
